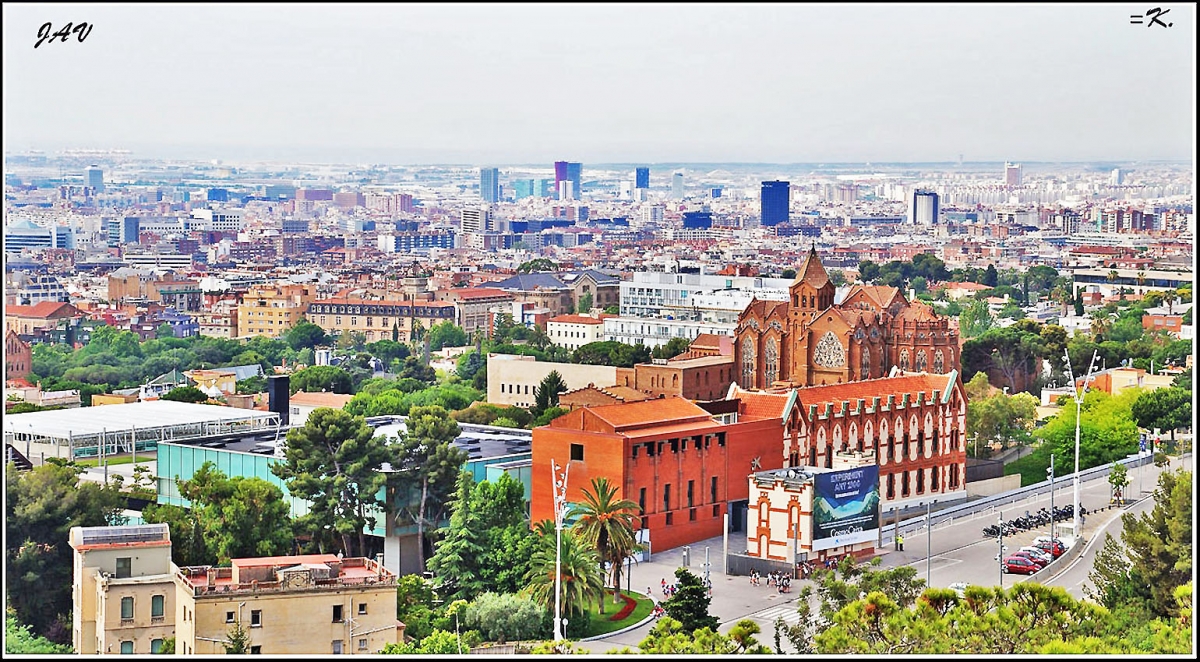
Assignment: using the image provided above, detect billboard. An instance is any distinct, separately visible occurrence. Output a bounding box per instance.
[811,465,880,551]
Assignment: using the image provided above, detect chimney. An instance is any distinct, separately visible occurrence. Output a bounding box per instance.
[267,375,289,425]
[206,567,217,586]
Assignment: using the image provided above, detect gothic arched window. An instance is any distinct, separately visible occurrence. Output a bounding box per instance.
[764,338,779,385]
[861,346,871,379]
[916,350,927,372]
[899,349,910,371]
[741,337,756,387]
[933,350,944,374]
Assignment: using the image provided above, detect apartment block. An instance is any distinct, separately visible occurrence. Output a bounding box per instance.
[237,284,317,338]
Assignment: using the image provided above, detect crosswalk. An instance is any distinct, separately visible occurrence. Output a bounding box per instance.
[750,605,802,626]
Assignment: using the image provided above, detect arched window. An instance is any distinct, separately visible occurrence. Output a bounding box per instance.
[741,337,756,386]
[764,338,779,385]
[933,350,944,374]
[916,350,927,372]
[861,346,871,379]
[899,349,910,371]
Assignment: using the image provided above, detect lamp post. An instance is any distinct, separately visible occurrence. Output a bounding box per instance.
[1047,454,1055,540]
[551,459,570,642]
[925,501,932,586]
[1064,349,1099,541]
[998,511,1004,588]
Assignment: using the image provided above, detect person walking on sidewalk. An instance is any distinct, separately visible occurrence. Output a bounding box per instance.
[897,534,904,551]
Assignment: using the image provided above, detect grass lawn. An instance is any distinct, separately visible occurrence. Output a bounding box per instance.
[577,589,654,639]
[75,454,156,468]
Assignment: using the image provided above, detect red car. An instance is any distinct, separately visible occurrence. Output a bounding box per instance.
[1010,551,1050,568]
[1002,556,1040,575]
[1035,540,1066,558]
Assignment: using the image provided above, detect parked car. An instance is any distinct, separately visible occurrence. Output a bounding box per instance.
[1034,536,1065,547]
[1018,547,1054,564]
[1002,555,1040,575]
[1011,550,1050,567]
[1034,539,1066,558]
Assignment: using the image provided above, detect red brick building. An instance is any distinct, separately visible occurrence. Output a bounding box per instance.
[1143,314,1184,336]
[531,397,787,551]
[5,329,32,380]
[625,354,735,401]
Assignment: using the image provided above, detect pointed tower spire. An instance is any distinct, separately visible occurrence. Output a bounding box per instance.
[795,243,830,289]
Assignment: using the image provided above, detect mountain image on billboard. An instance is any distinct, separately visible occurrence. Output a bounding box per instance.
[813,465,880,541]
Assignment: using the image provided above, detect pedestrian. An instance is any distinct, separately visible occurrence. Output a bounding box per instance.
[661,578,666,593]
[897,534,905,551]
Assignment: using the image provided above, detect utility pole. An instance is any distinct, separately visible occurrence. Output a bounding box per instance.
[1047,454,1055,540]
[1064,349,1100,542]
[551,460,570,641]
[998,511,1004,588]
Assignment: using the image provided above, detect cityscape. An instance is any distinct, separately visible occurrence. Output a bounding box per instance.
[3,3,1195,658]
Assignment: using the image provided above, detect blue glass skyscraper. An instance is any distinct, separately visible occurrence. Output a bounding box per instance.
[760,181,790,226]
[635,167,650,189]
[480,167,500,203]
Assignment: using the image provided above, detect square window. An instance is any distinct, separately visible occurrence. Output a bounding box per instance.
[332,640,344,655]
[570,444,584,461]
[358,603,368,615]
[151,639,163,654]
[250,646,262,655]
[251,610,262,627]
[226,611,235,623]
[120,641,134,655]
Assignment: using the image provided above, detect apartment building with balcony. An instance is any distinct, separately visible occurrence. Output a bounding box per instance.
[237,284,316,338]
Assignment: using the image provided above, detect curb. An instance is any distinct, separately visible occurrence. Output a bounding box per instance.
[578,612,656,642]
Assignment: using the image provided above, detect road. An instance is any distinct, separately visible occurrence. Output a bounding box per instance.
[574,454,1190,653]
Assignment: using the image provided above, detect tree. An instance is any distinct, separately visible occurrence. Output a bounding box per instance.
[6,461,126,642]
[664,567,718,633]
[161,385,209,402]
[781,268,797,279]
[966,390,1039,453]
[983,264,998,287]
[427,472,486,600]
[522,528,604,625]
[1108,462,1129,504]
[394,406,467,573]
[633,616,769,654]
[174,463,294,565]
[224,619,251,654]
[604,305,620,315]
[456,350,485,381]
[531,406,569,428]
[572,340,651,368]
[463,593,548,644]
[532,370,567,416]
[651,336,691,360]
[270,408,391,557]
[578,292,594,313]
[399,355,437,384]
[284,319,329,351]
[289,365,353,394]
[1032,389,1140,476]
[1131,387,1192,447]
[570,477,640,610]
[858,261,880,283]
[517,258,558,273]
[958,299,995,339]
[5,608,71,654]
[427,321,469,351]
[236,374,266,395]
[1118,469,1192,619]
[140,503,207,567]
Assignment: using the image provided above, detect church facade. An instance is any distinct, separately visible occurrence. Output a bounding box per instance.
[735,247,960,389]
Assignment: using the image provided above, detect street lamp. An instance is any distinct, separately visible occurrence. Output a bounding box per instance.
[1063,349,1099,542]
[1046,454,1055,540]
[998,511,1004,588]
[551,459,570,642]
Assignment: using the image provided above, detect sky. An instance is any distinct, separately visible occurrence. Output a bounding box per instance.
[2,3,1195,164]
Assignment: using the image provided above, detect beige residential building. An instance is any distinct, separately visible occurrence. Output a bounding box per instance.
[174,554,400,655]
[546,313,607,350]
[305,297,456,344]
[195,308,239,339]
[238,284,316,338]
[70,524,178,655]
[486,354,623,408]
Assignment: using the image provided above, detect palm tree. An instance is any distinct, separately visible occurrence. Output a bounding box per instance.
[1090,311,1113,341]
[570,478,641,608]
[522,528,604,624]
[1163,290,1178,315]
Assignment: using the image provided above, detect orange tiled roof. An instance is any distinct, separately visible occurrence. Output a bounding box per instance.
[739,390,792,420]
[581,396,712,431]
[453,288,513,300]
[5,301,80,319]
[794,246,830,288]
[795,373,954,413]
[548,314,604,325]
[895,300,940,323]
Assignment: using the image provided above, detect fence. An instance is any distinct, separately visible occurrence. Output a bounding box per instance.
[725,551,796,578]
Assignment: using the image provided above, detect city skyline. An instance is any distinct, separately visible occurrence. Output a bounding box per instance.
[3,3,1195,164]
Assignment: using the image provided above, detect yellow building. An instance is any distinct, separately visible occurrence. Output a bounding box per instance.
[174,554,401,655]
[238,284,316,338]
[71,524,402,655]
[70,524,178,655]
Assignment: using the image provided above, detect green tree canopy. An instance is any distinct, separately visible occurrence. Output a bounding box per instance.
[517,258,558,274]
[161,385,210,402]
[462,592,548,644]
[394,406,467,573]
[289,365,354,394]
[532,370,567,416]
[270,408,391,557]
[1131,387,1192,445]
[570,477,640,608]
[572,341,651,368]
[427,321,469,351]
[664,567,718,634]
[284,319,329,351]
[651,336,691,360]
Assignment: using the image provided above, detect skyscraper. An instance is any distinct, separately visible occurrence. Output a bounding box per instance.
[1110,168,1124,186]
[760,181,790,226]
[554,161,582,200]
[672,172,684,199]
[567,162,582,198]
[635,167,650,189]
[86,165,104,192]
[1005,162,1022,187]
[908,189,940,225]
[480,167,500,203]
[554,161,569,199]
[513,179,535,199]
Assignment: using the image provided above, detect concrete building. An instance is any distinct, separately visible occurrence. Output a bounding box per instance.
[4,218,75,252]
[461,207,494,234]
[433,287,514,338]
[87,165,105,192]
[487,354,621,408]
[70,524,177,655]
[624,354,735,402]
[604,316,735,349]
[1004,162,1022,187]
[306,298,456,344]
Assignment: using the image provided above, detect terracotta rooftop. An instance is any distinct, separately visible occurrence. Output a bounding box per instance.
[452,288,513,300]
[556,396,713,432]
[895,300,941,323]
[289,392,355,408]
[548,314,605,325]
[735,388,795,421]
[794,245,830,289]
[690,333,734,355]
[794,373,956,414]
[5,301,81,319]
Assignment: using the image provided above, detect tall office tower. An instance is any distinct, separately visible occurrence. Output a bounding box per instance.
[86,165,104,192]
[619,181,634,199]
[554,161,569,199]
[106,216,140,247]
[760,180,791,226]
[908,189,940,225]
[480,167,500,203]
[710,188,723,199]
[1110,168,1124,186]
[672,172,684,199]
[558,180,576,201]
[635,167,650,189]
[642,205,665,225]
[513,179,535,199]
[461,207,493,233]
[1005,162,1022,187]
[535,179,554,198]
[567,162,582,198]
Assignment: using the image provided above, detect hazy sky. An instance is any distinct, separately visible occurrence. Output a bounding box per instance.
[3,3,1195,164]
